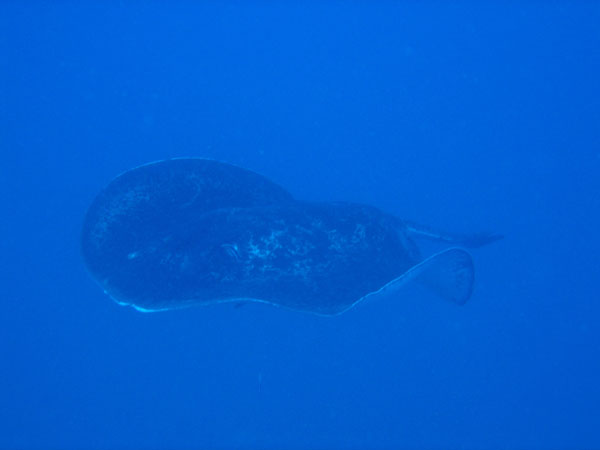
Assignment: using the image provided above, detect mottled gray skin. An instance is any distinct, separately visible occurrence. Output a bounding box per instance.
[81,158,293,305]
[209,203,420,314]
[82,158,499,314]
[104,202,420,314]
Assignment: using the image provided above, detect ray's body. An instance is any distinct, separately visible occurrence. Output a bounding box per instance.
[81,158,501,315]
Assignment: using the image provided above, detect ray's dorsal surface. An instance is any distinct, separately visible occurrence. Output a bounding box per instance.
[81,158,293,293]
[81,158,501,315]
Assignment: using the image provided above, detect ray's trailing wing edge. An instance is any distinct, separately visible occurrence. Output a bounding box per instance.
[353,247,475,310]
[404,220,504,248]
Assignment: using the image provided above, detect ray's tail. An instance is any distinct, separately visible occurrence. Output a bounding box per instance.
[404,221,504,248]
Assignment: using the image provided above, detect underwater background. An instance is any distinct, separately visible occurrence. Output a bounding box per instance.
[1,2,599,449]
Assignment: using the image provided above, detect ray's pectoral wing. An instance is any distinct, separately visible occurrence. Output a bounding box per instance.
[414,248,474,304]
[357,248,475,308]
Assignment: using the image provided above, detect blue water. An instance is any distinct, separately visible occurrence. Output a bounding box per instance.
[1,3,599,449]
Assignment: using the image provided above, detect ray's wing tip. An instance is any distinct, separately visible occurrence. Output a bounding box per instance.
[427,247,475,305]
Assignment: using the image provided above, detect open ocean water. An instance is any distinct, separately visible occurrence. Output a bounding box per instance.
[1,2,599,449]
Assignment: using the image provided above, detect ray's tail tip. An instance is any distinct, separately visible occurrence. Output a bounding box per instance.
[463,232,504,248]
